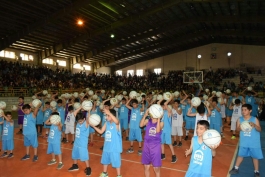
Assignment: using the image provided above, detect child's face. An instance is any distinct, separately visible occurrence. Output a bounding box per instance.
[78,119,85,125]
[58,103,62,107]
[121,100,126,104]
[187,99,191,104]
[132,103,138,108]
[6,114,12,119]
[104,105,110,110]
[196,124,207,137]
[174,102,179,108]
[45,104,50,108]
[23,108,31,114]
[242,107,252,116]
[18,98,23,103]
[106,114,112,121]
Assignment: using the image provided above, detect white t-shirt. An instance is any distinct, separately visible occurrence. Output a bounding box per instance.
[220,98,226,118]
[194,113,208,136]
[232,104,242,121]
[172,108,183,127]
[65,112,75,127]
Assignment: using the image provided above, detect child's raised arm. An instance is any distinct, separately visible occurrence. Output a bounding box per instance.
[140,109,150,127]
[92,122,106,135]
[187,106,196,117]
[125,98,132,110]
[73,107,82,117]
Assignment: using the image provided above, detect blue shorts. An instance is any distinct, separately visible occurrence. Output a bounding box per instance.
[209,123,221,133]
[238,147,263,159]
[61,124,66,132]
[24,134,38,148]
[161,132,172,145]
[183,115,186,122]
[226,108,232,117]
[2,139,14,151]
[72,145,89,161]
[47,143,61,155]
[101,151,121,168]
[129,128,142,142]
[120,118,128,130]
[89,126,95,134]
[185,118,195,130]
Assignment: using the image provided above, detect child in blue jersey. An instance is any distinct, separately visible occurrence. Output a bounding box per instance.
[0,113,3,143]
[0,112,14,158]
[21,103,41,162]
[185,120,219,177]
[229,104,263,177]
[88,101,98,146]
[140,108,164,177]
[68,112,92,176]
[116,97,129,140]
[57,99,66,143]
[172,100,184,147]
[243,88,258,117]
[158,97,177,163]
[92,109,122,177]
[42,102,52,138]
[36,93,44,136]
[209,99,222,133]
[126,98,145,155]
[45,112,64,169]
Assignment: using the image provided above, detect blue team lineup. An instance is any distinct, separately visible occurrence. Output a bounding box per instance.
[0,87,263,177]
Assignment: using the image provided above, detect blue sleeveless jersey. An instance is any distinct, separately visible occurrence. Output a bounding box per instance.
[239,116,261,148]
[23,113,37,135]
[0,117,3,133]
[36,108,44,124]
[43,109,52,122]
[48,124,62,144]
[118,104,129,119]
[2,121,14,140]
[129,107,141,129]
[209,108,221,125]
[103,121,122,153]
[185,136,212,177]
[74,121,89,148]
[185,104,196,120]
[161,110,171,134]
[57,106,65,124]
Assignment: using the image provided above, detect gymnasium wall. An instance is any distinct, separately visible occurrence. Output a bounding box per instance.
[96,67,111,74]
[119,43,265,75]
[0,97,32,112]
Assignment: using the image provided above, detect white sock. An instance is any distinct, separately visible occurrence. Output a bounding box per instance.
[186,130,189,136]
[235,166,239,170]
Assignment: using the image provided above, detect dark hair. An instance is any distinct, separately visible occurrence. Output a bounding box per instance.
[174,100,180,104]
[76,112,84,121]
[131,99,138,104]
[51,112,59,116]
[197,120,209,129]
[160,100,167,106]
[109,109,116,116]
[197,104,205,114]
[235,99,241,104]
[68,105,74,111]
[5,111,12,116]
[242,104,252,111]
[57,99,62,104]
[19,96,24,100]
[84,96,88,99]
[45,101,50,105]
[22,104,31,110]
[74,98,79,103]
[187,96,192,100]
[54,96,58,99]
[142,95,146,98]
[212,97,218,103]
[37,93,43,97]
[104,100,111,106]
[122,97,126,101]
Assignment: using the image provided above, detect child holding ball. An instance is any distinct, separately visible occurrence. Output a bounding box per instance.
[0,112,14,158]
[229,104,263,177]
[45,112,63,169]
[185,120,219,177]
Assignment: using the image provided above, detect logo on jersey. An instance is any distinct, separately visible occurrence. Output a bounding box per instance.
[49,130,55,139]
[173,113,178,120]
[243,131,251,137]
[149,127,157,137]
[121,107,124,112]
[193,150,204,165]
[105,131,111,141]
[202,145,207,150]
[131,113,137,121]
[3,127,8,136]
[211,111,215,117]
[44,111,50,117]
[23,118,27,126]
[76,128,80,138]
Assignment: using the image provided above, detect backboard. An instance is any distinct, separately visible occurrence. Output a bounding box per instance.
[183,71,203,83]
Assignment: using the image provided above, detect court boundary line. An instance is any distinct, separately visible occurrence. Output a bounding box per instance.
[226,142,239,177]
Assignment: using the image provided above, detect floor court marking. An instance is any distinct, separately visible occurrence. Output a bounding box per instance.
[13,137,188,173]
[226,142,239,177]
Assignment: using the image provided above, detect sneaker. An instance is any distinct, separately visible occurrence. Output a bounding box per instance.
[231,136,236,140]
[254,172,260,177]
[65,140,69,143]
[138,150,142,155]
[126,148,134,153]
[47,159,57,165]
[21,154,30,161]
[68,164,79,171]
[229,167,239,174]
[57,162,64,170]
[85,167,91,176]
[61,138,66,143]
[171,155,178,163]
[100,146,104,150]
[0,152,8,158]
[33,155,38,162]
[177,142,182,147]
[125,137,129,141]
[184,136,188,141]
[161,154,165,160]
[99,172,109,177]
[7,153,14,158]
[172,141,177,147]
[16,130,22,134]
[71,141,74,144]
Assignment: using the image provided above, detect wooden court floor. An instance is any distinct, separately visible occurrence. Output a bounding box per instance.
[0,123,237,177]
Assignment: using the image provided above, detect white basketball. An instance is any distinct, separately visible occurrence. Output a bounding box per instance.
[123,91,127,95]
[205,89,209,93]
[73,92,79,98]
[0,101,6,109]
[46,94,51,98]
[218,98,222,103]
[117,95,123,101]
[32,95,36,100]
[89,114,101,126]
[101,90,105,94]
[240,121,252,132]
[152,95,157,101]
[174,91,180,97]
[88,90,94,96]
[203,95,208,101]
[74,102,81,110]
[79,93,85,97]
[99,103,104,110]
[82,100,93,111]
[216,91,222,98]
[226,89,231,94]
[0,109,3,116]
[92,95,98,100]
[157,94,163,101]
[96,100,101,106]
[247,86,252,91]
[86,88,90,92]
[204,101,210,107]
[50,101,57,108]
[203,129,221,147]
[141,93,146,96]
[149,104,164,118]
[111,90,115,94]
[136,93,140,97]
[110,98,118,105]
[167,105,172,110]
[42,90,48,95]
[136,96,142,103]
[191,97,201,107]
[163,92,171,100]
[212,91,216,95]
[32,99,41,108]
[11,105,18,111]
[50,115,61,124]
[129,91,137,99]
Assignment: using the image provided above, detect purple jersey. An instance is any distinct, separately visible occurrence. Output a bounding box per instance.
[18,102,24,116]
[144,119,162,144]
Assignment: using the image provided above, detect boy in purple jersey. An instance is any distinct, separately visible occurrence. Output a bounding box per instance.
[140,109,164,177]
